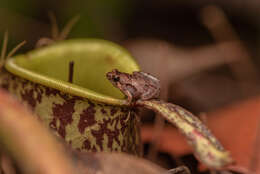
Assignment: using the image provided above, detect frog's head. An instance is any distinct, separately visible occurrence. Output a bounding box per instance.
[106,69,122,87]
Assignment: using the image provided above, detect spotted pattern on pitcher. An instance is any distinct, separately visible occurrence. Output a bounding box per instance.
[0,70,141,155]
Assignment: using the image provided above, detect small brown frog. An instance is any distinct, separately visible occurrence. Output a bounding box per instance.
[106,69,160,104]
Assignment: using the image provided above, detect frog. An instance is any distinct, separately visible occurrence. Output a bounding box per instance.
[106,69,160,104]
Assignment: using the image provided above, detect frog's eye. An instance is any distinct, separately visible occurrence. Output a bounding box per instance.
[113,76,120,82]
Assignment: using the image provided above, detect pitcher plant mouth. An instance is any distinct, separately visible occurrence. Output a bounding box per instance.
[4,39,140,106]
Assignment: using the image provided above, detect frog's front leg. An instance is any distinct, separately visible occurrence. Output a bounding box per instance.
[122,84,139,105]
[123,89,133,105]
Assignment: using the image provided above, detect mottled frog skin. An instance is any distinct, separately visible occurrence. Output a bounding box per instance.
[0,70,141,155]
[107,69,160,104]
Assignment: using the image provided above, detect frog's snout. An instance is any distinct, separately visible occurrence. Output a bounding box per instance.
[106,69,120,82]
[106,71,112,80]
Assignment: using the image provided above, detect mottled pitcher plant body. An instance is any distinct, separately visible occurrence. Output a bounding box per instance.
[0,39,141,155]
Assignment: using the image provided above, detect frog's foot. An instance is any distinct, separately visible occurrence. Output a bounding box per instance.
[164,166,190,174]
[125,97,137,107]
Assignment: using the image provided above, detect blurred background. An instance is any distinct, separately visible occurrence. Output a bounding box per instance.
[1,0,260,173]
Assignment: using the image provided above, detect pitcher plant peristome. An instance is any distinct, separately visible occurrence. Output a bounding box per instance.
[0,38,141,155]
